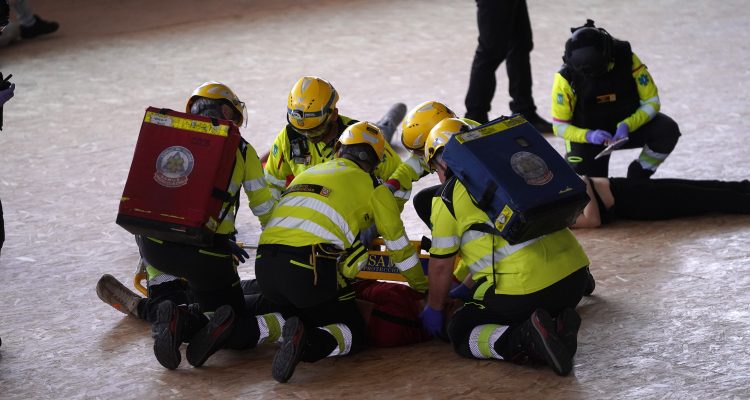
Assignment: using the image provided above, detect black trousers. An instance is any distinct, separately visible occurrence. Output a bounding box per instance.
[610,178,750,220]
[567,113,681,177]
[255,244,366,362]
[138,236,245,314]
[465,0,535,122]
[447,267,588,356]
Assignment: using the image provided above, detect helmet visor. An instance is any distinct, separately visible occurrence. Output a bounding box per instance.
[569,46,608,77]
[287,112,331,140]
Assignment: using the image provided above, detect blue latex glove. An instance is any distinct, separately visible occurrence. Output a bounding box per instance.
[613,123,629,147]
[420,305,444,339]
[585,129,613,145]
[228,240,249,263]
[359,224,379,248]
[0,83,15,106]
[448,283,472,301]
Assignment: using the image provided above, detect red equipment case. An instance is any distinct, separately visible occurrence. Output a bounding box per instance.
[116,107,241,246]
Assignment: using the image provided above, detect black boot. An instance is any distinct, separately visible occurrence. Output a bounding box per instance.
[522,112,553,135]
[20,15,59,39]
[272,316,308,383]
[555,308,582,356]
[152,301,207,369]
[186,305,236,367]
[497,309,573,376]
[627,160,655,179]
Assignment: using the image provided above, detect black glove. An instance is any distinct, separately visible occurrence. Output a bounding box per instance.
[229,240,249,263]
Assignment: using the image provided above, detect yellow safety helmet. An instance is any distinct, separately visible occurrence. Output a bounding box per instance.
[335,121,386,163]
[186,81,247,126]
[424,118,469,166]
[287,76,339,137]
[401,101,456,152]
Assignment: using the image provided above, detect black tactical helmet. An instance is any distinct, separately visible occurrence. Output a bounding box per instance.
[563,19,613,77]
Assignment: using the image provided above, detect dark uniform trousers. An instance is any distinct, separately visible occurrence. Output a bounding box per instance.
[448,266,589,359]
[255,244,366,362]
[567,113,681,177]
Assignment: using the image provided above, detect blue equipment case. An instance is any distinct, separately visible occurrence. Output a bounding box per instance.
[442,115,589,244]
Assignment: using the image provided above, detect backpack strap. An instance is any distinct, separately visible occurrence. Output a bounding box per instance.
[439,175,500,235]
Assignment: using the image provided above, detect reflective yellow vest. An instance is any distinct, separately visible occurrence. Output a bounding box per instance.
[261,158,427,292]
[264,115,406,208]
[430,179,589,295]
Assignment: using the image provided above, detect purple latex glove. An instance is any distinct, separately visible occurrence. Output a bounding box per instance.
[0,83,15,106]
[613,123,629,148]
[420,305,444,338]
[448,283,472,301]
[585,129,613,145]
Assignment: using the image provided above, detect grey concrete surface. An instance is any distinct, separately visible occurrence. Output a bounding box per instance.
[0,0,749,398]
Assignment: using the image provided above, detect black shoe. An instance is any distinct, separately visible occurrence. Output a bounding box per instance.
[375,103,407,144]
[555,308,581,356]
[523,112,553,134]
[627,160,655,179]
[152,300,184,370]
[464,112,488,124]
[20,15,59,39]
[272,316,307,383]
[527,309,573,376]
[186,305,235,367]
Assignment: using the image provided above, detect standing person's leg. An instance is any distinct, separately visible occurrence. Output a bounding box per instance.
[464,0,514,123]
[505,0,552,133]
[9,0,34,26]
[505,0,534,116]
[10,0,59,39]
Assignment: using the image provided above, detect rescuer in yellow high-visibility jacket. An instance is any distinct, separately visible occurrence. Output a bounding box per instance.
[420,118,590,377]
[264,76,408,208]
[551,19,680,178]
[135,82,279,370]
[256,121,427,383]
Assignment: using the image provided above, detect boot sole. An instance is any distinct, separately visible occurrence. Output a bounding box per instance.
[272,317,306,383]
[530,309,573,376]
[153,301,182,370]
[96,274,141,317]
[186,306,235,367]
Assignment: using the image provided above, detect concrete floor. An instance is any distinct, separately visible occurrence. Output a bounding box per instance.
[1,0,749,398]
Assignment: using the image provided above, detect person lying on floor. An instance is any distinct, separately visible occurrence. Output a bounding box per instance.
[572,176,750,228]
